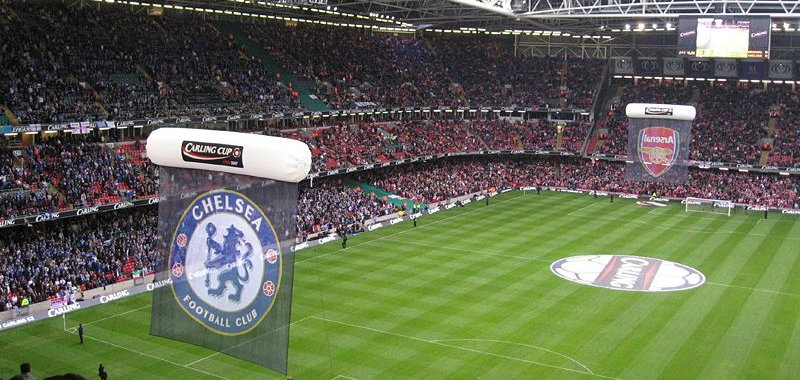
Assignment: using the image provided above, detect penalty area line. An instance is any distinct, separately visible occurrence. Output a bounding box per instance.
[309,316,623,380]
[184,314,316,367]
[431,338,594,374]
[381,238,551,263]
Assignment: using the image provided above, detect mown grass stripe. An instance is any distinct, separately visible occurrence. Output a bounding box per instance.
[653,217,781,379]
[583,211,730,376]
[2,192,798,380]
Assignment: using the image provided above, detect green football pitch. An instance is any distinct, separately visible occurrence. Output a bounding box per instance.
[2,191,800,380]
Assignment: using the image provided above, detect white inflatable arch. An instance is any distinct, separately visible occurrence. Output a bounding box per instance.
[146,128,311,182]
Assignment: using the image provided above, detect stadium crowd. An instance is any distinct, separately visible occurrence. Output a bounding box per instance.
[0,1,604,125]
[597,80,800,166]
[296,180,399,237]
[1,154,799,311]
[1,208,157,312]
[360,157,800,208]
[0,2,299,124]
[291,119,584,172]
[246,24,603,110]
[2,0,800,316]
[29,137,157,207]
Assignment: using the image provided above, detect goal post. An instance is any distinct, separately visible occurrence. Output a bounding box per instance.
[684,197,735,216]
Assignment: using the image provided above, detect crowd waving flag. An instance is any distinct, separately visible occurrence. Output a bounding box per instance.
[146,128,311,373]
[625,103,696,184]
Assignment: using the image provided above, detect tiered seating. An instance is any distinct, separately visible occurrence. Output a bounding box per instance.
[0,2,299,123]
[244,23,604,110]
[596,80,800,166]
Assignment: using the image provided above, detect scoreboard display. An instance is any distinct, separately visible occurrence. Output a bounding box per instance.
[677,16,771,58]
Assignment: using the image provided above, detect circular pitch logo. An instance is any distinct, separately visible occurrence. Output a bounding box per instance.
[550,255,705,292]
[169,189,282,335]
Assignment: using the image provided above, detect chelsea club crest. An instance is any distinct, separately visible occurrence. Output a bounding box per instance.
[169,189,282,335]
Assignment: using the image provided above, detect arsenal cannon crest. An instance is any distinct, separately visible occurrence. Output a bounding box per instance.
[638,126,680,177]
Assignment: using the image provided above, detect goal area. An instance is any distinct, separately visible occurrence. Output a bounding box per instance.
[685,197,735,216]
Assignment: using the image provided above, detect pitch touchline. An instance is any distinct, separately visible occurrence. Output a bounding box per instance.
[79,304,152,327]
[295,193,524,264]
[309,316,622,380]
[63,328,230,380]
[63,301,317,372]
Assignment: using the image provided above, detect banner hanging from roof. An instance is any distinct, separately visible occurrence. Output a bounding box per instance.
[147,128,310,374]
[625,103,696,184]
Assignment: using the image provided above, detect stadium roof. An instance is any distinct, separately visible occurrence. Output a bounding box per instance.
[135,0,800,32]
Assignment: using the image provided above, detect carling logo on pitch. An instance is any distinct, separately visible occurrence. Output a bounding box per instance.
[169,190,281,335]
[638,126,679,177]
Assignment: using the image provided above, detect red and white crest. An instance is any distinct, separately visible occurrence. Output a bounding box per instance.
[171,262,184,278]
[638,126,679,177]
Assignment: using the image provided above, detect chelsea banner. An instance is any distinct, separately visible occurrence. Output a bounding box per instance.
[146,129,311,374]
[624,104,696,184]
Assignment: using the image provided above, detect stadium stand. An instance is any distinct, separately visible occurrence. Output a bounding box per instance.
[0,2,300,123]
[1,208,157,312]
[3,155,798,310]
[0,2,603,123]
[243,24,603,110]
[596,80,800,166]
[1,0,799,322]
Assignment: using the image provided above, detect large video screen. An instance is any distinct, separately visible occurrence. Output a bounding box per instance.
[677,16,770,58]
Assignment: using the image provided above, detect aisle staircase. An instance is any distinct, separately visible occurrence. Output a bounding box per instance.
[213,22,330,112]
[3,106,20,125]
[513,133,524,149]
[349,180,426,210]
[555,125,564,150]
[759,105,782,165]
[691,88,702,103]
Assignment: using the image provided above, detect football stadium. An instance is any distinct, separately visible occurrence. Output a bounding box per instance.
[1,1,799,379]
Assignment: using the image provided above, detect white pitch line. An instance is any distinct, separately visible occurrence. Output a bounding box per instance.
[705,281,800,298]
[568,202,600,216]
[310,316,623,380]
[381,238,550,263]
[79,304,152,327]
[566,213,800,241]
[184,314,316,367]
[371,239,800,299]
[296,194,523,264]
[331,375,360,380]
[64,328,230,380]
[431,338,594,374]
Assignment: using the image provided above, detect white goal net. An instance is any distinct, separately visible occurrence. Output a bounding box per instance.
[685,197,735,216]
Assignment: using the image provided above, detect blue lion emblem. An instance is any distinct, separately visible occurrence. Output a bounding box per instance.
[204,223,254,302]
[169,190,282,335]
